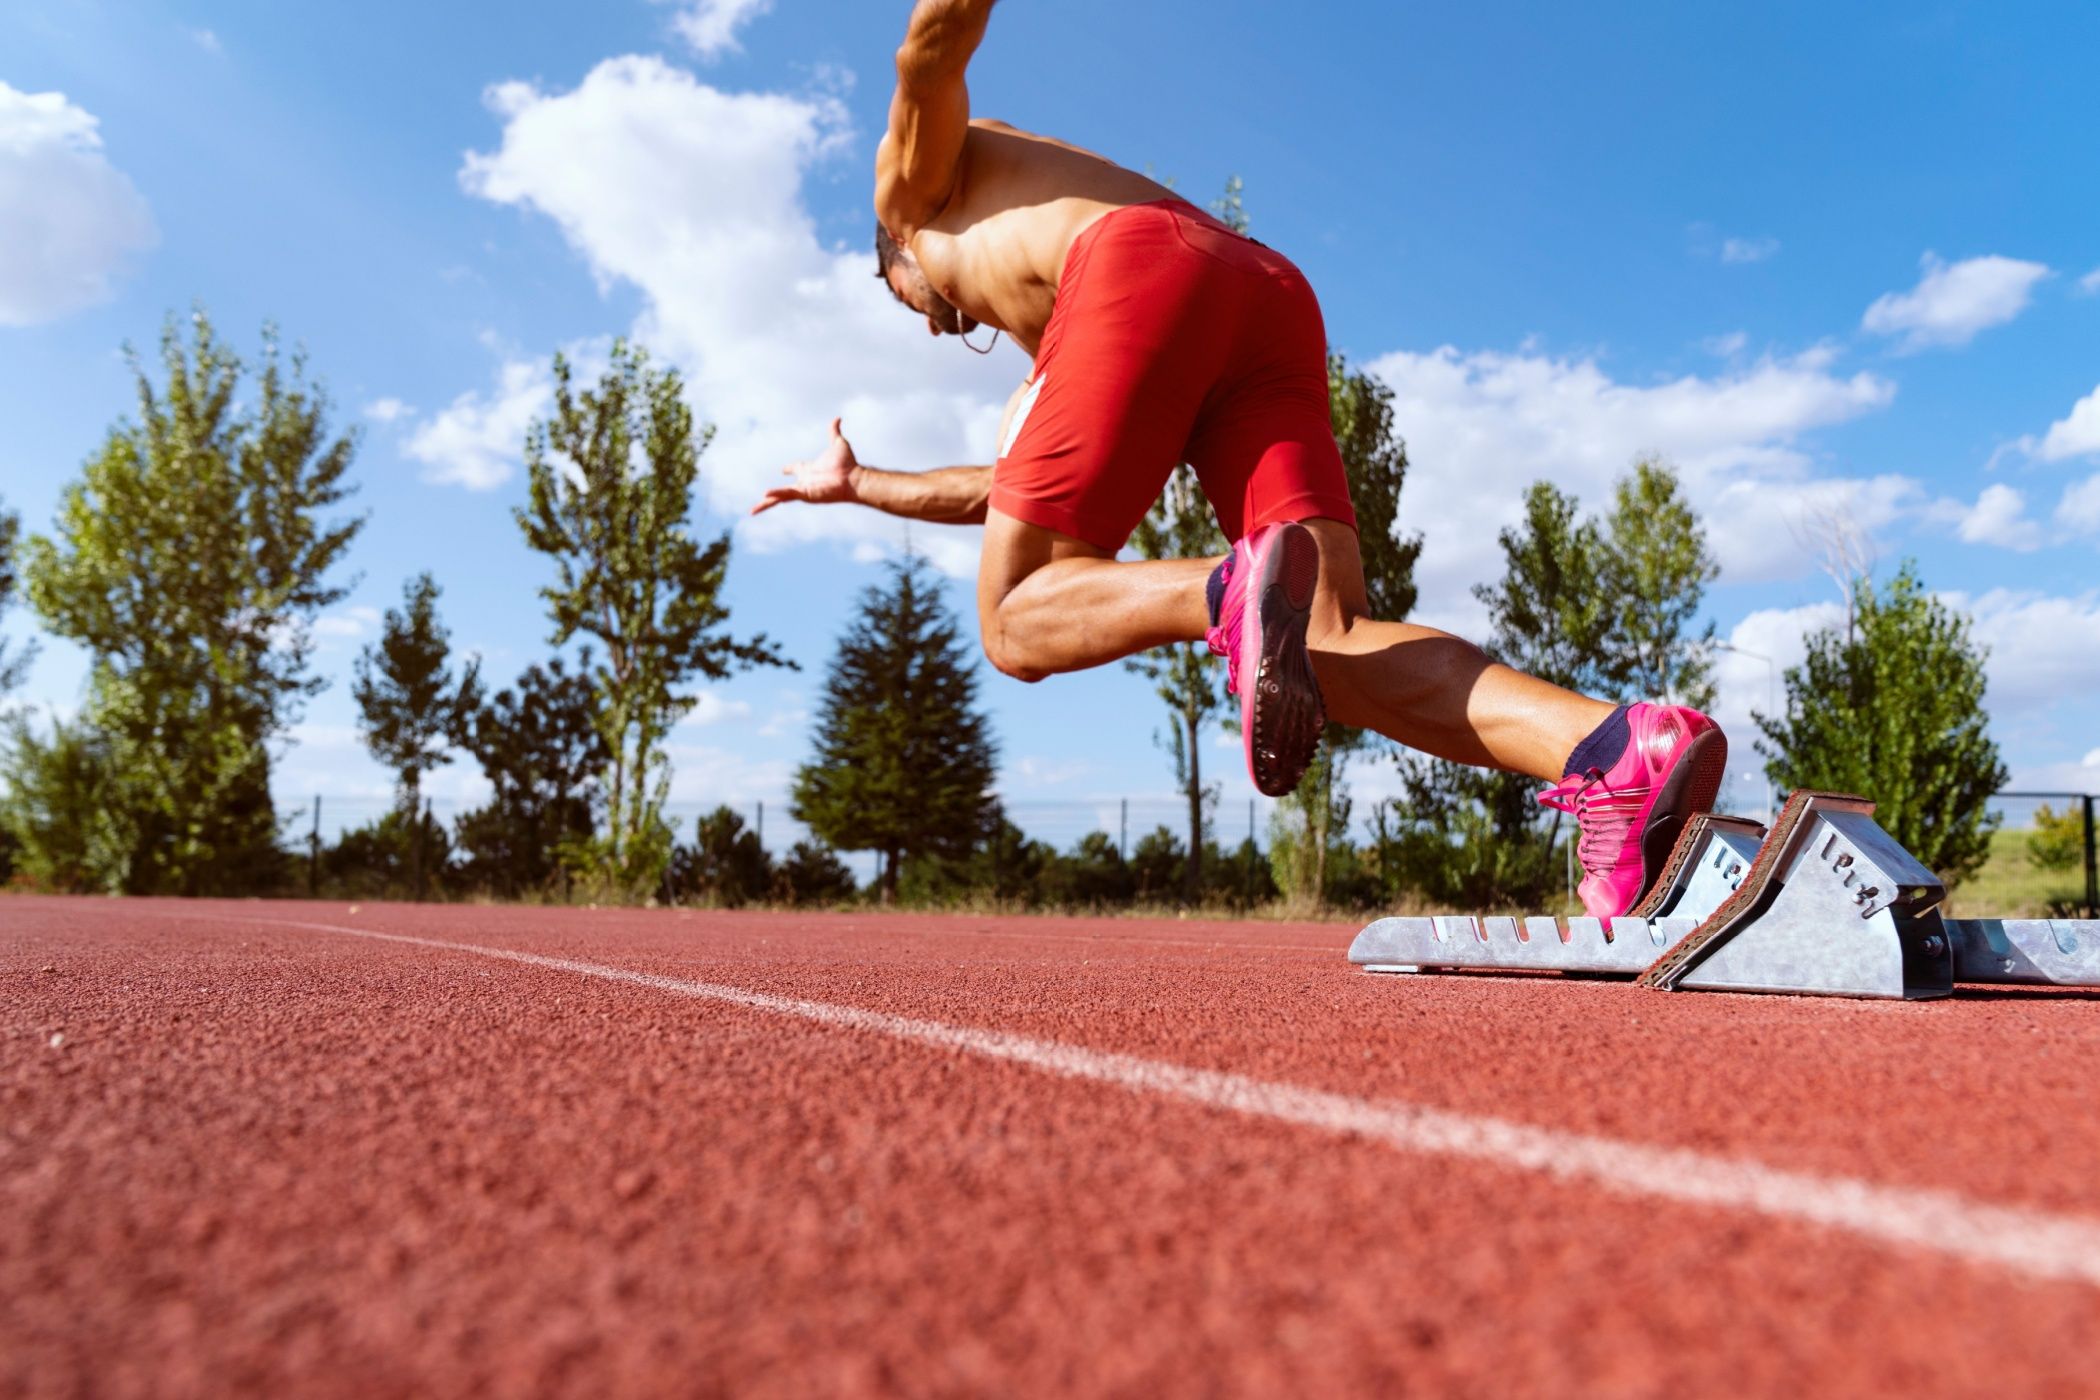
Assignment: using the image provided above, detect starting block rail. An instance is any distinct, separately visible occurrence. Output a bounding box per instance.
[1350,791,2100,1000]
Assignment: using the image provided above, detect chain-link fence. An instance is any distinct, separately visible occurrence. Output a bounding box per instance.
[281,788,2097,915]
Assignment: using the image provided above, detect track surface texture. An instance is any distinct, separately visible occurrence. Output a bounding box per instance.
[9,897,2100,1397]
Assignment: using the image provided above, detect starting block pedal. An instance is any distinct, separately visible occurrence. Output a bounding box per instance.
[1349,791,2100,1001]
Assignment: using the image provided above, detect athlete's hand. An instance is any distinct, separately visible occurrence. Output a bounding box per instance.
[752,418,862,514]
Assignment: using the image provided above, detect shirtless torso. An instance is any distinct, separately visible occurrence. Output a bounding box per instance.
[900,121,1177,356]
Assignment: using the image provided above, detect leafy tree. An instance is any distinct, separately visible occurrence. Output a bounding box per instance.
[669,805,773,907]
[1039,831,1134,909]
[323,805,454,900]
[774,840,857,905]
[901,808,1050,907]
[1599,456,1718,708]
[0,496,34,695]
[793,553,998,901]
[1125,463,1227,902]
[0,716,123,891]
[1128,824,1187,901]
[1473,480,1613,697]
[455,652,608,898]
[516,341,787,897]
[1757,563,2007,885]
[20,310,360,894]
[1271,353,1422,907]
[353,573,483,815]
[2030,804,2085,874]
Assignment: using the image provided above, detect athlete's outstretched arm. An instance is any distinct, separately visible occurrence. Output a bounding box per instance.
[751,418,990,525]
[875,0,997,237]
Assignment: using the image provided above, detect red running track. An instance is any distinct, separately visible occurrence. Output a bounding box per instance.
[8,894,2100,1397]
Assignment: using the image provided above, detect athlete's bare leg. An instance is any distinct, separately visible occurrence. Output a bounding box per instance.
[978,509,1613,782]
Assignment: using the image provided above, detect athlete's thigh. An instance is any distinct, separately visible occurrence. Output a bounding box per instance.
[976,505,1115,641]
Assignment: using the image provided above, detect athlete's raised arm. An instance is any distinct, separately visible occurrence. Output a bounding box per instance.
[751,418,991,525]
[875,0,997,239]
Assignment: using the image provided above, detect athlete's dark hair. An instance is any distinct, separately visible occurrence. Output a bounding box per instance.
[875,222,908,302]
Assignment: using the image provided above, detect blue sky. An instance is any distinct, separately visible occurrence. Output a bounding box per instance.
[3,0,2097,860]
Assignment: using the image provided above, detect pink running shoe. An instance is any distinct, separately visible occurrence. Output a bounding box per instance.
[1537,702,1728,919]
[1205,521,1325,796]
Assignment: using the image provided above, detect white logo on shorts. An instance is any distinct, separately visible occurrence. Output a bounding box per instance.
[998,374,1047,459]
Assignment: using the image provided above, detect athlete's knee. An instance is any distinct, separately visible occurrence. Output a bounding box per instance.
[981,611,1049,683]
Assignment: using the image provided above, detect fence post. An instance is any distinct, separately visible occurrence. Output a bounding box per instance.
[2085,794,2097,920]
[1119,798,1127,861]
[309,795,321,899]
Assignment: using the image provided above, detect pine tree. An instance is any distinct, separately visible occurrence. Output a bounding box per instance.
[792,553,998,901]
[1757,562,2006,884]
[515,341,788,897]
[353,573,483,816]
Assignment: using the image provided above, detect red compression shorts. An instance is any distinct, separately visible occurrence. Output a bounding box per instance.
[988,198,1357,550]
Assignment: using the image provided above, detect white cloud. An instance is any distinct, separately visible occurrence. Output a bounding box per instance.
[2078,267,2100,296]
[1861,252,2052,351]
[1956,483,2043,551]
[2033,382,2100,463]
[402,356,551,490]
[653,0,774,58]
[679,690,753,727]
[1720,236,1779,265]
[0,83,157,326]
[191,27,222,53]
[313,605,382,641]
[1960,589,2100,715]
[363,396,412,424]
[458,56,1019,567]
[2056,475,2100,535]
[1702,330,1748,357]
[1361,344,1899,623]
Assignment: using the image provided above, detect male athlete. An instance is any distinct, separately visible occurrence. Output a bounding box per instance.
[752,0,1727,918]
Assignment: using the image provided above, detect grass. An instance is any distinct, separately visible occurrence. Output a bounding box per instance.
[1945,827,2090,919]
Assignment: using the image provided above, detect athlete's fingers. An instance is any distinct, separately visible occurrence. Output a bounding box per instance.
[750,488,801,516]
[829,416,843,442]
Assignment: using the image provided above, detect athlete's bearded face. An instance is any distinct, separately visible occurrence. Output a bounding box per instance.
[876,231,979,338]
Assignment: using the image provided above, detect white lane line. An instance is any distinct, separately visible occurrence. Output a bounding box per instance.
[239,914,2100,1289]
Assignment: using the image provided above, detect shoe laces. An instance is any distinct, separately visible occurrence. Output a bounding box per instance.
[1538,769,1647,878]
[1204,555,1241,688]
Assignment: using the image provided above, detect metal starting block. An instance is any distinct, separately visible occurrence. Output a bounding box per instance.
[1350,791,2100,1001]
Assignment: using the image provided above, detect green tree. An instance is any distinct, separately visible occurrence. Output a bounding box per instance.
[0,716,123,891]
[1473,481,1612,696]
[1128,824,1187,901]
[669,805,773,906]
[1756,562,2007,885]
[1271,352,1423,907]
[1599,456,1718,709]
[516,341,787,897]
[20,310,360,894]
[0,496,34,695]
[455,652,609,898]
[1380,480,1593,909]
[2030,804,2084,874]
[1039,831,1134,909]
[323,805,454,901]
[774,839,857,905]
[1125,463,1227,902]
[793,553,998,901]
[353,573,483,814]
